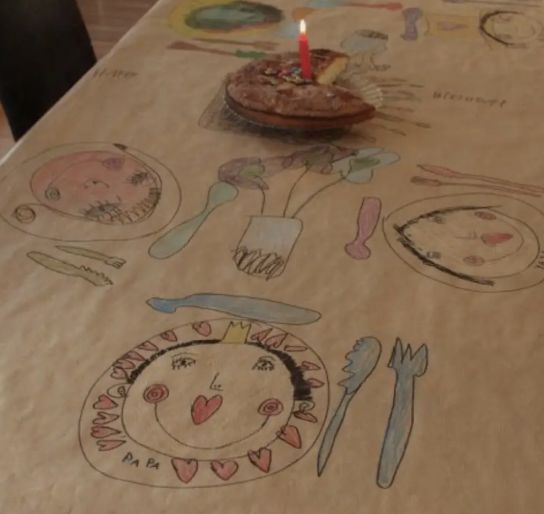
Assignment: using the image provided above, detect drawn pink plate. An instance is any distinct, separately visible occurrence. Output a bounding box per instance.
[79,318,329,488]
[383,193,544,293]
[0,142,181,241]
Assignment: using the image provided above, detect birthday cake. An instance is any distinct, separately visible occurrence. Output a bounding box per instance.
[225,49,375,130]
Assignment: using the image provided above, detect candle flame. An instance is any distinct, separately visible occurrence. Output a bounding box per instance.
[300,19,306,35]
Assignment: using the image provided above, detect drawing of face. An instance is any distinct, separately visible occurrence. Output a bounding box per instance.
[80,320,328,488]
[125,341,301,452]
[185,1,283,32]
[395,206,538,283]
[29,151,161,224]
[480,11,543,47]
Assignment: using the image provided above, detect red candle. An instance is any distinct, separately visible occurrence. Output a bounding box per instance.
[298,19,312,80]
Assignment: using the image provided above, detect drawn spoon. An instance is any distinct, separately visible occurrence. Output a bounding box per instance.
[346,2,404,10]
[418,164,544,194]
[345,197,382,260]
[377,339,428,488]
[149,181,238,259]
[411,175,540,197]
[317,337,382,476]
[168,41,267,59]
[194,38,277,51]
[146,293,321,325]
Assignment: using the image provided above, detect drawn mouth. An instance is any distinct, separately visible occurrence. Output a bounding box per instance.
[191,394,223,425]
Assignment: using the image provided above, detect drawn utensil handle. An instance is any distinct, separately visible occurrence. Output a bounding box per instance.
[317,394,351,476]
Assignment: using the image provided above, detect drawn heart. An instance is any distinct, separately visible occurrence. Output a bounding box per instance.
[110,367,128,380]
[171,458,198,484]
[160,330,177,342]
[481,232,513,246]
[192,321,212,337]
[277,424,302,448]
[248,448,272,473]
[137,341,158,351]
[91,426,121,439]
[300,361,321,371]
[114,359,135,370]
[191,395,223,425]
[92,412,119,425]
[93,394,118,410]
[306,378,325,388]
[124,350,145,362]
[265,333,287,348]
[250,328,272,343]
[97,439,126,451]
[210,460,239,481]
[294,411,317,423]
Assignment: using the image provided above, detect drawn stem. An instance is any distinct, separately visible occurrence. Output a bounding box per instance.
[291,177,344,218]
[259,187,267,215]
[283,167,310,216]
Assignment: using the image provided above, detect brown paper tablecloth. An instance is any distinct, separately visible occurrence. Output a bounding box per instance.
[1,0,543,512]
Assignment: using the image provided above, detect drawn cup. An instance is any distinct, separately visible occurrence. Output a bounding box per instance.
[233,216,303,280]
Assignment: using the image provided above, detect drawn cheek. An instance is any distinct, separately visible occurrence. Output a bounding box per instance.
[258,398,284,416]
[143,384,170,404]
[463,255,485,266]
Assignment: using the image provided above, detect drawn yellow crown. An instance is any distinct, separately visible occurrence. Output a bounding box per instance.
[222,321,251,344]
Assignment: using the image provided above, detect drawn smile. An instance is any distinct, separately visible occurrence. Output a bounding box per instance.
[154,403,270,450]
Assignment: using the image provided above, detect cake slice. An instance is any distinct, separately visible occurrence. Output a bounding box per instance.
[225,49,374,130]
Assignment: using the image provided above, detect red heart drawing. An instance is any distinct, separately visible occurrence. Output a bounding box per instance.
[137,341,158,352]
[160,330,177,342]
[171,458,198,484]
[210,460,238,481]
[191,395,223,425]
[93,394,118,410]
[110,367,128,380]
[192,321,212,337]
[250,328,272,342]
[123,351,145,362]
[265,333,287,348]
[294,411,318,423]
[300,361,321,371]
[481,232,513,246]
[92,412,119,425]
[248,448,272,473]
[91,426,121,439]
[114,359,135,370]
[97,439,126,451]
[307,378,325,388]
[277,425,302,448]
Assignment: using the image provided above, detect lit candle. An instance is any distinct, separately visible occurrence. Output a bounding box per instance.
[298,19,312,80]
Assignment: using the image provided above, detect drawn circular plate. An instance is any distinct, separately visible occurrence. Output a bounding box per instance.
[169,0,285,39]
[383,193,544,293]
[79,318,329,488]
[0,142,181,241]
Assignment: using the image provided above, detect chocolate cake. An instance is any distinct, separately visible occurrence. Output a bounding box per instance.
[225,49,375,130]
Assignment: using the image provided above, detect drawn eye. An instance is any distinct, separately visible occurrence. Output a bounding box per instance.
[253,357,275,371]
[172,356,196,370]
[45,186,61,201]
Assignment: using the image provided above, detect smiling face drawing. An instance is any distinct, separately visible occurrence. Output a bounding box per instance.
[384,194,544,292]
[79,319,328,488]
[480,11,544,48]
[29,151,161,224]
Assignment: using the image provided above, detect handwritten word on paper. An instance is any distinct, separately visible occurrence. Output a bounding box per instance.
[93,68,138,80]
[432,90,507,108]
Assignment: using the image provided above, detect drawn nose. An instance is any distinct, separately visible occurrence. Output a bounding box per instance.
[209,373,223,391]
[481,232,513,246]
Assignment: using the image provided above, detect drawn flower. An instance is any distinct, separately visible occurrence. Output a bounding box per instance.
[218,157,268,190]
[339,147,400,183]
[284,145,355,174]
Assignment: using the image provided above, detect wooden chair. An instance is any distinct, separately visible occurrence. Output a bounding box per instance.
[0,0,96,140]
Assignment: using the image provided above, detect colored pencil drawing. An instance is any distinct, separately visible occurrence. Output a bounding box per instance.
[146,293,321,325]
[383,192,544,292]
[148,145,398,279]
[377,339,428,488]
[401,7,544,48]
[0,142,182,242]
[79,318,329,488]
[345,197,382,259]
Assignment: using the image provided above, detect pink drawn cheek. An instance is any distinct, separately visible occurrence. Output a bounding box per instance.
[463,255,485,266]
[258,398,284,416]
[143,384,170,404]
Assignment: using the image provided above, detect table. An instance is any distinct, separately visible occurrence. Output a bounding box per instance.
[1,0,543,512]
